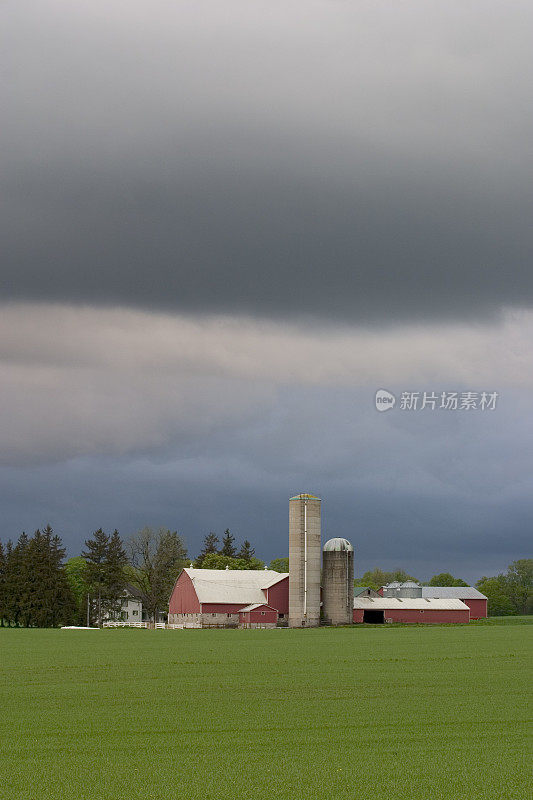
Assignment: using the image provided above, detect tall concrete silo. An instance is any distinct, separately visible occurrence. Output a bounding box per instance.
[289,493,321,628]
[322,538,354,626]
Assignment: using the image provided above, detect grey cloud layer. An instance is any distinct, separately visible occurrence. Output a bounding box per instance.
[1,301,530,576]
[2,1,532,321]
[1,304,531,464]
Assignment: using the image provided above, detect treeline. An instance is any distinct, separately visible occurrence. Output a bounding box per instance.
[0,525,271,628]
[2,524,528,626]
[356,562,533,616]
[195,529,264,570]
[356,568,469,590]
[476,561,532,616]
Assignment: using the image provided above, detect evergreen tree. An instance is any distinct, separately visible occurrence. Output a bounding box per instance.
[195,532,219,567]
[105,530,129,617]
[0,541,6,626]
[220,529,237,558]
[4,533,30,626]
[3,541,14,625]
[23,529,46,626]
[82,528,129,625]
[17,527,76,628]
[82,528,110,625]
[237,540,255,562]
[48,529,77,627]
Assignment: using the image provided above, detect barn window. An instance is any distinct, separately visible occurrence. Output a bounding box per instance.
[261,611,265,615]
[227,614,232,618]
[211,613,216,617]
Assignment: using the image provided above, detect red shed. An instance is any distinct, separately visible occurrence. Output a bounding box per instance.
[238,603,278,628]
[353,597,470,624]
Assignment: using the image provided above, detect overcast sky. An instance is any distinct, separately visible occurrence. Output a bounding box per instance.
[1,1,531,580]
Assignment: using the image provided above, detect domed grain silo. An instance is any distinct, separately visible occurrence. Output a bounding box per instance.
[398,580,423,598]
[289,494,321,628]
[382,581,401,598]
[322,537,354,626]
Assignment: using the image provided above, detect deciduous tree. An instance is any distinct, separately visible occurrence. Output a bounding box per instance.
[128,527,188,624]
[427,573,469,587]
[359,568,419,591]
[269,557,289,573]
[201,554,264,570]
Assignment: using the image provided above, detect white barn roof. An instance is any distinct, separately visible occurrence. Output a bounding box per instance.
[421,586,487,600]
[353,597,469,611]
[184,568,288,605]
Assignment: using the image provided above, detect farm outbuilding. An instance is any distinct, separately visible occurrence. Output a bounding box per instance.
[380,582,488,619]
[353,587,380,598]
[238,604,278,628]
[353,597,470,624]
[168,568,289,628]
[421,586,488,619]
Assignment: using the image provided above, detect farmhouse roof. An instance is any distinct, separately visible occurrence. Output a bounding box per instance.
[353,597,469,611]
[183,568,288,605]
[421,586,487,600]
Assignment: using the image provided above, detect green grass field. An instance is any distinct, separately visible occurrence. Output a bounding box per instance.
[1,623,531,800]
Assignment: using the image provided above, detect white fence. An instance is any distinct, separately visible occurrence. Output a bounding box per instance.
[102,621,182,629]
[103,621,148,628]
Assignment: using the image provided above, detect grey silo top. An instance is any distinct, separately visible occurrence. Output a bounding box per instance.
[323,537,354,552]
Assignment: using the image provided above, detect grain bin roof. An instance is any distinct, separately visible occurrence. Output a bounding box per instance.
[353,597,469,610]
[184,568,288,605]
[422,586,487,600]
[289,493,320,500]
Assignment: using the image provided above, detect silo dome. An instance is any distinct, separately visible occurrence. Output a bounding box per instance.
[323,537,354,552]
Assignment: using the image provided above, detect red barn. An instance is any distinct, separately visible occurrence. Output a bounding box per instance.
[168,568,289,628]
[421,587,488,619]
[353,597,470,624]
[238,603,278,628]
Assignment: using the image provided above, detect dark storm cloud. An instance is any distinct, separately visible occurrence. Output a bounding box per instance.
[0,384,530,582]
[2,1,532,322]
